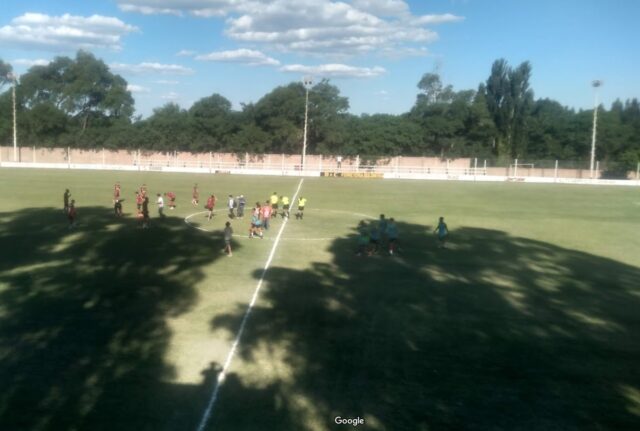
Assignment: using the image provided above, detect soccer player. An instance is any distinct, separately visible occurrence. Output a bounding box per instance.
[434,216,449,249]
[224,221,233,256]
[356,221,369,256]
[295,196,307,220]
[135,191,143,212]
[205,194,216,220]
[113,182,121,202]
[369,224,380,254]
[192,184,199,206]
[114,199,123,217]
[157,193,165,218]
[387,218,398,255]
[270,192,279,218]
[140,184,147,198]
[228,195,235,219]
[249,205,263,239]
[237,195,246,218]
[261,200,272,230]
[166,191,176,210]
[67,200,77,229]
[63,189,71,214]
[281,195,290,218]
[142,196,150,228]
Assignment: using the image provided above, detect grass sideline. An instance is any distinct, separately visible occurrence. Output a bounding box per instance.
[0,168,639,431]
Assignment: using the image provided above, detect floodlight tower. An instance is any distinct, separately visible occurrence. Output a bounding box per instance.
[302,76,313,171]
[590,80,603,179]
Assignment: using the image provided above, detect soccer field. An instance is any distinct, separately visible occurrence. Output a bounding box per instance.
[0,168,639,431]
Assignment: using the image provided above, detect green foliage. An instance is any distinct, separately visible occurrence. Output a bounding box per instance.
[486,59,534,159]
[3,51,640,166]
[0,59,13,90]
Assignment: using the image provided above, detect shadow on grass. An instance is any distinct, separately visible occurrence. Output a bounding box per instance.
[210,221,640,431]
[0,207,238,431]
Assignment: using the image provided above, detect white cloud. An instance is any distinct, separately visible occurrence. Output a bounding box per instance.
[0,13,138,52]
[195,49,280,66]
[116,0,463,57]
[350,0,409,17]
[11,58,51,67]
[118,0,232,17]
[154,79,179,84]
[161,91,180,100]
[280,63,386,78]
[110,62,194,75]
[413,13,465,25]
[127,84,150,93]
[176,49,196,57]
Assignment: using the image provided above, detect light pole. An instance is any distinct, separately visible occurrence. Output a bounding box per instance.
[8,72,18,162]
[590,80,603,179]
[301,76,313,171]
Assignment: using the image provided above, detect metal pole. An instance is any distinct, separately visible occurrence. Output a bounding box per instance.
[554,160,558,182]
[514,159,518,177]
[590,80,603,179]
[302,87,309,170]
[301,77,313,171]
[11,74,18,162]
[636,162,639,181]
[595,160,599,180]
[474,158,477,182]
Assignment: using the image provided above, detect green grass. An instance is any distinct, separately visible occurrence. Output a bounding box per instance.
[0,168,639,431]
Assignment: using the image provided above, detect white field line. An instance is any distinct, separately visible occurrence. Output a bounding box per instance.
[195,178,305,431]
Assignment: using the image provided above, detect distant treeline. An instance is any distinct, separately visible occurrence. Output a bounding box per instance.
[1,51,639,177]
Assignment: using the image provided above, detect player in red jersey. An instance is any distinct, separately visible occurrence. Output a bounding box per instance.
[192,184,199,206]
[261,200,272,230]
[135,191,143,214]
[205,194,217,220]
[166,191,177,210]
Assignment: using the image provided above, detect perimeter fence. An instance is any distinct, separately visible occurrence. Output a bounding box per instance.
[1,146,638,180]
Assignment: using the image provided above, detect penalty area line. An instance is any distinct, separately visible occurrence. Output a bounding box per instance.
[195,178,305,431]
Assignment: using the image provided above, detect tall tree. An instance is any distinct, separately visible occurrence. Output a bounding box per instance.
[19,51,134,135]
[486,59,534,160]
[0,59,13,90]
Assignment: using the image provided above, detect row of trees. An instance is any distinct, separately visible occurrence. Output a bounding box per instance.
[1,52,639,174]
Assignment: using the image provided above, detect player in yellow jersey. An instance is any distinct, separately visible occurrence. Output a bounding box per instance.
[280,195,290,218]
[270,192,279,218]
[295,197,307,220]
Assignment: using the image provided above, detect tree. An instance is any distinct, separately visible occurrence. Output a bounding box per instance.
[189,93,234,151]
[486,59,534,159]
[19,51,134,136]
[411,73,474,157]
[0,59,13,90]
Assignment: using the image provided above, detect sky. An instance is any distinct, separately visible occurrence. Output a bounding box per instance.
[1,0,639,118]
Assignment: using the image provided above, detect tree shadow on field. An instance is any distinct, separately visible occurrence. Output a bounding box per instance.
[209,221,640,431]
[0,207,238,431]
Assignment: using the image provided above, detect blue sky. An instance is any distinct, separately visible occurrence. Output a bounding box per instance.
[1,0,638,118]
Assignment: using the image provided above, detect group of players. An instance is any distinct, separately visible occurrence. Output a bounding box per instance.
[357,215,398,256]
[70,184,309,256]
[356,214,449,256]
[64,182,447,254]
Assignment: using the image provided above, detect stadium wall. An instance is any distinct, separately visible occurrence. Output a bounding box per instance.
[1,146,638,186]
